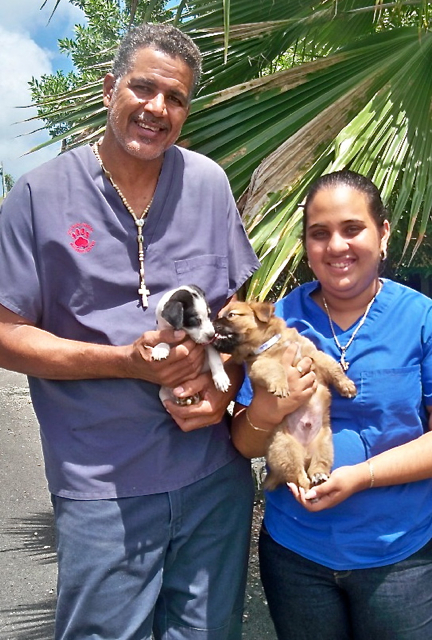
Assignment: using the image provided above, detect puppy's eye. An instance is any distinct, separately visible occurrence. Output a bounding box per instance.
[227,311,240,319]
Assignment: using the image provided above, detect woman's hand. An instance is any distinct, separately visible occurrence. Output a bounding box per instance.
[250,345,317,427]
[287,463,370,511]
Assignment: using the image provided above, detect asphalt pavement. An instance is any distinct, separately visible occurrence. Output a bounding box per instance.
[0,368,276,640]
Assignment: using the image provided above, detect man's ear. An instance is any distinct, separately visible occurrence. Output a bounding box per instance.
[103,73,116,108]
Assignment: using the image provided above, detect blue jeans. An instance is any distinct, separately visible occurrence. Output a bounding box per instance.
[51,456,254,640]
[259,525,432,640]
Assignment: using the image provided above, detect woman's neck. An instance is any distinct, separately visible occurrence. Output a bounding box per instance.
[314,279,382,330]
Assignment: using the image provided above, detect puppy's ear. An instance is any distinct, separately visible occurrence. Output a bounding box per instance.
[161,300,184,330]
[251,302,275,324]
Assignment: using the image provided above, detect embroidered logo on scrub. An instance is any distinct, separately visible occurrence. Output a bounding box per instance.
[68,223,95,253]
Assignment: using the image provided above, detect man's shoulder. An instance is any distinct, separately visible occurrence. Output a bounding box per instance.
[172,145,226,176]
[19,145,91,184]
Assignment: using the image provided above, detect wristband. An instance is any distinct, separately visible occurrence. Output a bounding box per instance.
[245,409,269,433]
[367,459,375,488]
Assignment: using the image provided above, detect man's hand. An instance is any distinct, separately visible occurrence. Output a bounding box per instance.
[127,328,206,387]
[163,368,238,431]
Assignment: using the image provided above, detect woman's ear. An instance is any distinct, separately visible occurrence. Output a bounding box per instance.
[380,220,391,260]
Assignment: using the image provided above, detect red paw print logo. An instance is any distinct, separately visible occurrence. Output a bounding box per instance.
[68,223,96,253]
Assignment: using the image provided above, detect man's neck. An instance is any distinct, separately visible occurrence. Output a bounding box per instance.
[97,132,164,189]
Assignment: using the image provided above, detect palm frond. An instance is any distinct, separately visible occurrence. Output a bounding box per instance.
[31,0,432,298]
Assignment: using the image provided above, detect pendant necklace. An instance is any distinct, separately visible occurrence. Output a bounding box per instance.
[92,139,154,308]
[322,281,382,372]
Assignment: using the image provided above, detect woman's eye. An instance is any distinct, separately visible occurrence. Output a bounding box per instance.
[310,230,328,239]
[345,226,362,236]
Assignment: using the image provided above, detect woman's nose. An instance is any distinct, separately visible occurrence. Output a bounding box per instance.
[327,232,349,253]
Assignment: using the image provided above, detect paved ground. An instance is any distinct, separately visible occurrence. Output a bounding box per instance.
[0,369,276,639]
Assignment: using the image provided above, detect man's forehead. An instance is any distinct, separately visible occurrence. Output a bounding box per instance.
[125,47,193,88]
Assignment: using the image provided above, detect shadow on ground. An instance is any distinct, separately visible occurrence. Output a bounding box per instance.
[1,495,274,639]
[1,511,56,639]
[2,511,56,563]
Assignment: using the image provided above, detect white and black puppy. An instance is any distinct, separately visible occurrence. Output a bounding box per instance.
[152,285,231,405]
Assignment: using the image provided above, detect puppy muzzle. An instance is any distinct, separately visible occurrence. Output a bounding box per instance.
[212,323,241,354]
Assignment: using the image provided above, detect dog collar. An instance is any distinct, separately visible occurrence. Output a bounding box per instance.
[254,333,282,355]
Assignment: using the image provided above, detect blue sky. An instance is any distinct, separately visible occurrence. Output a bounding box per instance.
[1,0,86,181]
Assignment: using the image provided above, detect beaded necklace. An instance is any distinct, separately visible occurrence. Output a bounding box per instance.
[92,139,154,308]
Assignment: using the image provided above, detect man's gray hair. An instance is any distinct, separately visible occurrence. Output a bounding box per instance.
[112,23,202,99]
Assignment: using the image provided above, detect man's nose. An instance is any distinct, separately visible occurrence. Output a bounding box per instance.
[144,92,166,115]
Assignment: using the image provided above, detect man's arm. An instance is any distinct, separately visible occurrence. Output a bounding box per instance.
[0,304,204,388]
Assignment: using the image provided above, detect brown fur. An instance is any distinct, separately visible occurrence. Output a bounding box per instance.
[213,301,357,490]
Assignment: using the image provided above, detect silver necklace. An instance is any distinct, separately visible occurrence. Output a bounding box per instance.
[92,139,154,308]
[322,282,382,371]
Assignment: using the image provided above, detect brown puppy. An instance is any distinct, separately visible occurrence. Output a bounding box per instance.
[213,300,357,491]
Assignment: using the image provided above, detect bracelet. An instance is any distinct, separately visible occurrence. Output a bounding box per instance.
[367,459,375,488]
[245,409,269,433]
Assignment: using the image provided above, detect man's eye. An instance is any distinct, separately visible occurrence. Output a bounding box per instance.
[168,95,184,106]
[133,84,152,95]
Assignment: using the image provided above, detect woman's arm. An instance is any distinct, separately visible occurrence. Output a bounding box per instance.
[230,344,317,458]
[291,406,432,511]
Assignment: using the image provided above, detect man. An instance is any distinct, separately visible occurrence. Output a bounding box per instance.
[0,24,260,640]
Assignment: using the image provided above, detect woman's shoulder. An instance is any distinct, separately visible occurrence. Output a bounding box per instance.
[275,282,318,315]
[383,278,432,310]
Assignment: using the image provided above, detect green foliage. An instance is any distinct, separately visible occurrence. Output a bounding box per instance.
[30,0,172,140]
[29,0,432,299]
[4,174,15,193]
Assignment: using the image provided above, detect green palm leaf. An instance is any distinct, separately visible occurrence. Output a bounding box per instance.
[31,0,432,298]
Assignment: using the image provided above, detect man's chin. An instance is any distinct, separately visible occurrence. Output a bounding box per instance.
[125,139,169,162]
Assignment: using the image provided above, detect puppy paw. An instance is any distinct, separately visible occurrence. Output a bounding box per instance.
[341,380,357,398]
[213,370,231,393]
[152,342,170,361]
[310,473,329,487]
[269,384,290,398]
[296,471,311,491]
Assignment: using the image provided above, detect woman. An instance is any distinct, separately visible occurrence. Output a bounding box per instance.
[232,170,432,640]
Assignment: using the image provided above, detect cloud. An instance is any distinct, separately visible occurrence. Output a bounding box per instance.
[0,0,85,182]
[2,0,83,46]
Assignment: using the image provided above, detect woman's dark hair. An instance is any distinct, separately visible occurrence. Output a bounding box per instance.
[302,170,389,241]
[112,23,202,99]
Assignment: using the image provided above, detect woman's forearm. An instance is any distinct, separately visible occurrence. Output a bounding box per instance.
[368,416,432,487]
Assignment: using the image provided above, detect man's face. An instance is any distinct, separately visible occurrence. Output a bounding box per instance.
[103,46,193,161]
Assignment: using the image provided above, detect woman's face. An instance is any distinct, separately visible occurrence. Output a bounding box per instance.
[305,185,390,301]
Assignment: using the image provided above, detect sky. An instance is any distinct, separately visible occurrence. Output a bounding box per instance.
[1,0,86,182]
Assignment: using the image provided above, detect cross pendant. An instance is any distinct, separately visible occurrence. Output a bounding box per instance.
[138,285,150,308]
[340,353,350,372]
